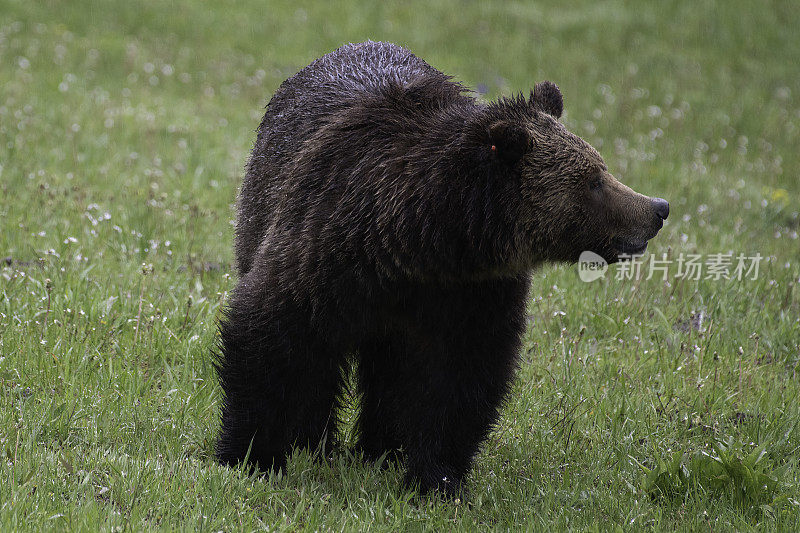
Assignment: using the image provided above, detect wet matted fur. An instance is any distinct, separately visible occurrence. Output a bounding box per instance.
[214,41,667,497]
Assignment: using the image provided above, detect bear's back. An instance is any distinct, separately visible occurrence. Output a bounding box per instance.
[236,42,461,275]
[287,41,443,97]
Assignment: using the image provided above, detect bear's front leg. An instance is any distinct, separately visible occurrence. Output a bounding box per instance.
[355,337,405,466]
[394,328,521,498]
[214,271,345,472]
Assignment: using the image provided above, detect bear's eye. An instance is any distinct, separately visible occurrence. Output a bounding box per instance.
[589,177,603,190]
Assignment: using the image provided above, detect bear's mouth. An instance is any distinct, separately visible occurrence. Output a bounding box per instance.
[611,237,648,257]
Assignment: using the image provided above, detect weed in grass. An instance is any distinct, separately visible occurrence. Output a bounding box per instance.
[637,436,798,515]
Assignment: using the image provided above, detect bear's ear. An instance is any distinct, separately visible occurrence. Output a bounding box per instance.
[530,81,563,118]
[487,121,532,165]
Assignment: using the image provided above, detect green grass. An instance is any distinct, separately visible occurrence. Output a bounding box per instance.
[1,0,799,530]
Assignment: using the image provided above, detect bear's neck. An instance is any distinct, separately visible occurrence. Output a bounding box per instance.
[366,104,530,281]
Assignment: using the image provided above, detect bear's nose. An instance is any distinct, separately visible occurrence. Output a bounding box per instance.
[652,198,670,220]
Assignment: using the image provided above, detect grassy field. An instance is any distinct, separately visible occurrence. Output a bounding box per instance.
[1,0,799,530]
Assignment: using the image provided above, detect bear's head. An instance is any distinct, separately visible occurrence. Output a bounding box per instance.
[483,81,668,265]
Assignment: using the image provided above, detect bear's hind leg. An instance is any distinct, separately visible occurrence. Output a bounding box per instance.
[214,281,344,472]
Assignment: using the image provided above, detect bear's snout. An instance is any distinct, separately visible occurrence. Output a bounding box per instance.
[645,196,669,239]
[652,197,669,220]
[602,187,668,262]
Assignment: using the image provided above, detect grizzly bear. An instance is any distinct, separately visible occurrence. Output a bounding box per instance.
[215,41,668,496]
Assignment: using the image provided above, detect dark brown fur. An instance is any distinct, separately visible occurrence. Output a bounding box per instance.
[215,41,668,497]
